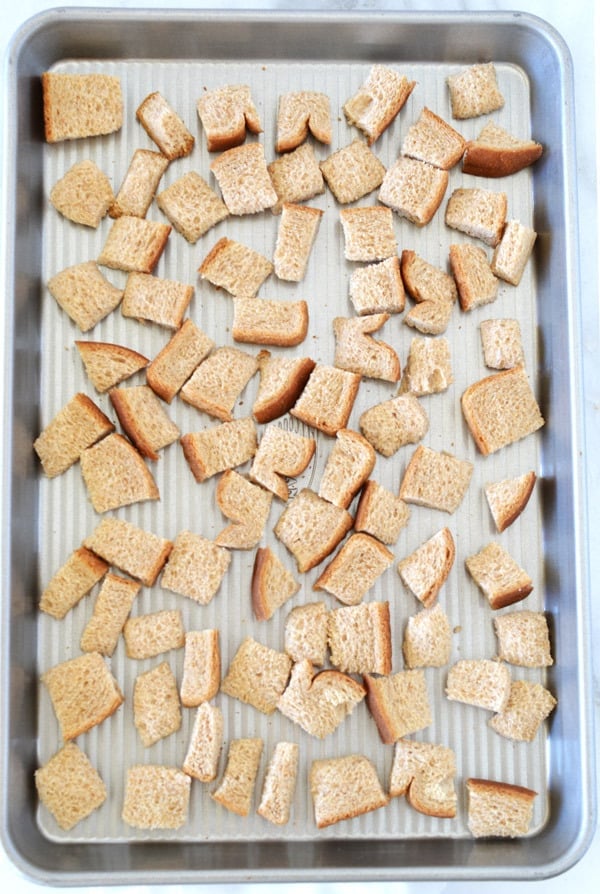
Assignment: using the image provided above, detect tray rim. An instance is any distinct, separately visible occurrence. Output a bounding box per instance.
[1,5,596,885]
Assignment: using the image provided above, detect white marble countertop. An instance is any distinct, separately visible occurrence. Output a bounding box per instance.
[1,1,597,891]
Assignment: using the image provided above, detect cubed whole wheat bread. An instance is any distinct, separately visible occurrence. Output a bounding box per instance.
[273,203,323,281]
[445,188,507,248]
[214,469,273,550]
[466,778,536,838]
[39,546,108,620]
[401,249,458,305]
[404,299,454,336]
[98,216,171,274]
[136,91,194,160]
[122,765,191,830]
[251,546,300,621]
[156,170,229,243]
[257,741,300,826]
[314,533,394,606]
[379,156,449,226]
[333,313,401,383]
[121,271,193,329]
[484,470,536,532]
[290,364,361,437]
[35,743,107,831]
[274,488,353,573]
[50,159,115,228]
[364,669,432,743]
[110,148,169,219]
[318,428,375,509]
[180,346,258,422]
[398,336,454,397]
[358,394,429,457]
[80,572,141,657]
[146,318,215,403]
[445,659,512,713]
[403,602,452,668]
[488,680,557,742]
[33,392,114,478]
[310,754,389,828]
[211,738,263,817]
[183,702,224,783]
[42,72,123,142]
[180,417,257,483]
[491,219,537,286]
[133,660,181,747]
[83,517,172,586]
[493,610,552,667]
[462,122,543,178]
[221,637,292,715]
[479,318,524,370]
[76,340,149,393]
[284,601,329,667]
[349,256,406,316]
[446,63,504,119]
[320,139,386,204]
[397,527,456,608]
[389,739,457,818]
[123,609,185,660]
[199,237,273,298]
[180,629,221,707]
[79,432,160,513]
[343,65,416,144]
[277,660,365,739]
[449,242,499,312]
[401,106,466,170]
[48,261,124,332]
[267,143,326,214]
[276,91,332,153]
[252,351,316,424]
[339,206,397,262]
[109,384,179,460]
[399,445,473,514]
[160,531,231,606]
[250,424,315,502]
[210,142,277,215]
[197,84,262,152]
[328,601,392,675]
[232,297,309,348]
[354,479,410,545]
[465,540,533,610]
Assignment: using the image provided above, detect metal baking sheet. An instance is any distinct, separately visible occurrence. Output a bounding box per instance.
[1,7,594,884]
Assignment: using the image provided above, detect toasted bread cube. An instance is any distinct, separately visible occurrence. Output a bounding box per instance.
[199,237,272,299]
[161,531,231,606]
[76,340,149,393]
[80,432,159,513]
[42,72,122,142]
[252,351,315,425]
[146,318,214,403]
[34,392,114,478]
[121,272,193,329]
[445,188,507,247]
[110,384,179,460]
[183,703,224,783]
[276,91,331,153]
[354,479,410,545]
[214,469,273,550]
[491,219,537,286]
[277,660,365,739]
[122,765,191,830]
[344,65,415,144]
[211,739,263,817]
[98,216,171,274]
[290,363,361,437]
[310,754,389,828]
[389,739,457,818]
[284,602,329,667]
[398,528,456,608]
[50,160,114,228]
[359,394,429,458]
[447,63,505,120]
[462,122,543,178]
[399,336,453,396]
[488,680,557,742]
[318,428,375,509]
[403,603,452,668]
[314,533,394,606]
[80,572,140,656]
[222,638,292,715]
[401,107,466,170]
[466,540,533,610]
[404,299,453,336]
[446,659,512,713]
[83,517,172,587]
[211,143,277,215]
[35,743,107,831]
[157,170,229,243]
[364,670,432,743]
[110,148,169,219]
[466,778,536,838]
[180,345,258,422]
[340,206,397,262]
[320,139,386,204]
[449,243,499,312]
[197,84,262,152]
[41,653,124,741]
[333,314,401,383]
[136,91,194,159]
[40,546,108,620]
[401,249,458,305]
[274,488,353,573]
[349,257,405,316]
[232,297,309,348]
[250,424,316,502]
[399,446,473,514]
[123,610,185,660]
[480,318,525,370]
[379,156,448,226]
[268,143,326,214]
[273,203,323,282]
[48,261,123,332]
[180,629,221,707]
[257,742,300,826]
[493,610,552,667]
[485,470,537,533]
[133,661,181,747]
[328,601,392,675]
[180,417,257,482]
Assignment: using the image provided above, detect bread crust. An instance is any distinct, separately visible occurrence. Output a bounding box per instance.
[462,141,543,178]
[253,352,316,424]
[232,298,309,347]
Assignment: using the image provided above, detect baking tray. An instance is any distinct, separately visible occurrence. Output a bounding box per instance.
[0,6,595,885]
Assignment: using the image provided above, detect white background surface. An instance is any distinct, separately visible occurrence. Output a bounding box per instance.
[0,0,597,891]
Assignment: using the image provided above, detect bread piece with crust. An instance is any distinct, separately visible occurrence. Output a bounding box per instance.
[480,318,524,369]
[340,206,397,262]
[291,363,361,436]
[399,336,453,396]
[257,742,300,826]
[122,765,191,830]
[333,313,401,382]
[98,216,171,274]
[311,754,389,828]
[488,680,557,742]
[250,424,316,501]
[133,661,181,747]
[214,469,273,550]
[121,272,193,329]
[403,603,452,668]
[183,702,224,783]
[161,531,231,605]
[76,340,149,393]
[349,256,405,316]
[34,392,114,479]
[447,63,505,120]
[123,609,185,660]
[210,143,278,215]
[328,601,392,675]
[197,84,262,152]
[35,743,107,831]
[41,652,124,741]
[446,659,512,712]
[314,532,394,606]
[83,517,172,586]
[180,417,257,482]
[405,300,454,336]
[491,219,537,286]
[110,384,179,460]
[48,261,124,331]
[80,573,140,656]
[277,660,365,738]
[344,65,416,144]
[276,91,332,153]
[180,346,258,422]
[320,139,386,204]
[136,91,194,159]
[445,188,507,247]
[273,203,323,281]
[211,739,263,817]
[318,428,375,509]
[180,629,221,707]
[232,297,309,347]
[268,143,326,214]
[493,610,552,667]
[401,250,458,305]
[354,479,410,545]
[359,394,429,457]
[461,365,545,455]
[284,602,329,667]
[199,237,273,298]
[402,107,466,170]
[364,669,432,743]
[466,778,536,838]
[80,432,159,513]
[252,351,316,424]
[449,243,499,312]
[462,122,543,177]
[156,170,229,243]
[42,72,123,142]
[389,739,457,817]
[251,547,300,621]
[399,445,473,513]
[274,488,353,573]
[40,546,108,620]
[146,318,214,403]
[110,148,169,219]
[379,156,448,226]
[398,528,456,608]
[50,159,114,228]
[485,470,536,533]
[221,637,292,715]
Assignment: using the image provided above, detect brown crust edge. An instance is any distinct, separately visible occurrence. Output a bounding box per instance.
[462,142,543,178]
[253,353,316,424]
